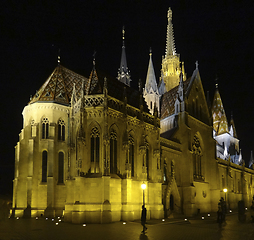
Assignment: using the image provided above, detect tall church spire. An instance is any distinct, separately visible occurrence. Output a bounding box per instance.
[117,26,131,87]
[165,8,176,56]
[143,49,160,116]
[161,7,186,92]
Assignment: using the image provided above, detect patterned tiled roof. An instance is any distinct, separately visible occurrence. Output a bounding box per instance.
[160,77,191,119]
[29,64,149,113]
[29,65,89,105]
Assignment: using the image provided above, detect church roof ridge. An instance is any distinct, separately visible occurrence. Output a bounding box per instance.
[29,64,89,106]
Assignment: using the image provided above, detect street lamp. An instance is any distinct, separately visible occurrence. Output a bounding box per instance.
[223,188,228,212]
[141,182,146,205]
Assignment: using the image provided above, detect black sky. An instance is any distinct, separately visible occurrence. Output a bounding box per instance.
[1,0,254,195]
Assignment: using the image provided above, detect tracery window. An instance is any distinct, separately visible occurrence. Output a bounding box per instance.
[42,117,49,139]
[58,119,65,141]
[42,151,47,182]
[192,135,203,180]
[90,127,100,163]
[129,135,134,177]
[58,152,64,184]
[110,130,117,174]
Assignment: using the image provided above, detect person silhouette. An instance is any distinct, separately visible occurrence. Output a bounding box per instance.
[141,205,147,233]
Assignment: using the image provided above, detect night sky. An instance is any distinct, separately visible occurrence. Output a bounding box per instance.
[1,1,254,195]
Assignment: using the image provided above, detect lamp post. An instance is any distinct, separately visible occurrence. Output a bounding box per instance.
[141,182,146,206]
[223,188,228,212]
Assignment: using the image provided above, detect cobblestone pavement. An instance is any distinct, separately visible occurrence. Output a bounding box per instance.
[0,212,254,240]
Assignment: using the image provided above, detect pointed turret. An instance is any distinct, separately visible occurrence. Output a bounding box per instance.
[229,113,237,138]
[211,84,229,135]
[158,71,166,95]
[161,7,186,92]
[86,56,101,95]
[117,26,131,87]
[143,49,160,116]
[249,151,254,168]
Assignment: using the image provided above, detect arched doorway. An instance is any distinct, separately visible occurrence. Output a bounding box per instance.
[170,194,174,211]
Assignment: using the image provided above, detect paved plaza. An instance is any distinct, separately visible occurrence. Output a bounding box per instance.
[1,211,254,240]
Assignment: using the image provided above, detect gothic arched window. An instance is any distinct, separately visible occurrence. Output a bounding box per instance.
[42,151,47,182]
[110,130,117,174]
[129,135,134,177]
[192,135,202,180]
[42,117,49,139]
[91,127,100,163]
[58,119,65,141]
[58,152,64,184]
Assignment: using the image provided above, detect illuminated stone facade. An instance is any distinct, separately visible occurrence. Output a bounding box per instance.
[12,7,254,223]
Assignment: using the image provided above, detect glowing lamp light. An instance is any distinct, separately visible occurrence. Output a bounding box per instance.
[16,217,19,220]
[208,213,210,217]
[123,222,126,225]
[223,188,228,193]
[184,218,188,221]
[46,218,48,220]
[59,219,62,222]
[83,224,86,227]
[58,217,60,219]
[162,219,165,222]
[202,216,204,220]
[229,210,232,213]
[56,223,59,225]
[36,217,38,220]
[52,219,54,221]
[141,183,146,190]
[245,207,248,210]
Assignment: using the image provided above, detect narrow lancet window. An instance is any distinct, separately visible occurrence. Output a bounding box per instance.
[58,119,65,141]
[110,130,117,174]
[91,127,100,163]
[42,151,47,182]
[58,152,64,184]
[42,117,49,139]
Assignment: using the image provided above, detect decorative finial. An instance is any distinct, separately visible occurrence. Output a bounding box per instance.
[138,79,142,92]
[58,48,61,65]
[195,60,198,69]
[93,51,96,68]
[122,26,125,40]
[167,7,172,20]
[104,77,107,89]
[215,75,219,88]
[149,47,152,56]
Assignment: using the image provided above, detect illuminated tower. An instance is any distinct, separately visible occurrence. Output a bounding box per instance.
[143,49,160,115]
[117,26,131,86]
[161,7,186,92]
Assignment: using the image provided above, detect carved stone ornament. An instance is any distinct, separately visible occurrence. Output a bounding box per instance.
[139,145,146,155]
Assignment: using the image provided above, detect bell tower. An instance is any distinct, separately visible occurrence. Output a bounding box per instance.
[161,8,186,92]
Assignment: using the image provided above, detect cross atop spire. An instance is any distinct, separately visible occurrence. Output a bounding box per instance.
[195,60,199,69]
[165,7,176,56]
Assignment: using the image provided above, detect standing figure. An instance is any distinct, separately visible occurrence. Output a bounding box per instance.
[217,200,223,224]
[220,197,226,222]
[141,205,147,233]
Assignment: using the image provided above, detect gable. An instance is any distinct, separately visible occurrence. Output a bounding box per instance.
[185,70,211,125]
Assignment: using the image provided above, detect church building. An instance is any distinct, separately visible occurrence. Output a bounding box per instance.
[12,8,254,223]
